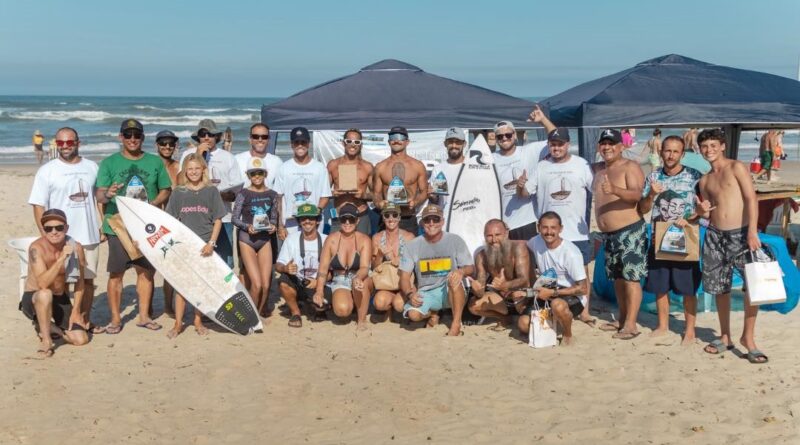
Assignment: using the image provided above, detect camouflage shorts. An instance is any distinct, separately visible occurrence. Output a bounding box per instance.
[702,226,749,295]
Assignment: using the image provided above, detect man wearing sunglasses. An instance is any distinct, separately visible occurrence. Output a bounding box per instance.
[327,128,373,235]
[21,209,90,357]
[179,119,244,268]
[374,126,428,234]
[95,118,172,334]
[155,130,180,187]
[235,123,283,190]
[29,127,102,330]
[399,204,474,336]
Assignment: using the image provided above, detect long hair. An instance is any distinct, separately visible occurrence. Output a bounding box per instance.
[177,153,210,187]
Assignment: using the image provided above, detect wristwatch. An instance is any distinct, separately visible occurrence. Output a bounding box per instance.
[553,288,559,298]
[208,240,217,247]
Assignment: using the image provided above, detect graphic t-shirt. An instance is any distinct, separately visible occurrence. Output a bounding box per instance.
[273,158,332,230]
[276,231,328,280]
[428,161,464,222]
[165,185,227,242]
[527,235,587,305]
[642,166,703,222]
[232,188,279,234]
[96,152,172,235]
[28,158,101,245]
[531,155,593,241]
[235,152,283,189]
[179,147,243,223]
[399,232,473,291]
[494,144,540,229]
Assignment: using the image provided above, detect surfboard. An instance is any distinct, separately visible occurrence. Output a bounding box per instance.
[115,197,262,335]
[446,135,503,255]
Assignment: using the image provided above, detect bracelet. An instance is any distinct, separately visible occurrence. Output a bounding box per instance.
[208,240,217,247]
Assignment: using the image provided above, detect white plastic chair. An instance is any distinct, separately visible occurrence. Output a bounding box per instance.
[7,237,37,300]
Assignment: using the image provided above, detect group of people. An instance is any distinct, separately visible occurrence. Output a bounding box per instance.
[21,110,768,364]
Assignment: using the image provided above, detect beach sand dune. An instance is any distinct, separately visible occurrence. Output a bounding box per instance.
[1,164,798,444]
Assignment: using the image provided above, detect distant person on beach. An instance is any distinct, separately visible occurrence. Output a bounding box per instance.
[753,130,775,182]
[645,129,662,168]
[682,128,699,152]
[327,128,373,235]
[399,204,474,336]
[223,127,233,151]
[179,119,243,268]
[638,136,703,345]
[621,129,635,148]
[48,138,57,161]
[95,118,171,334]
[235,123,283,189]
[591,129,647,340]
[427,127,467,221]
[365,203,415,320]
[695,128,767,364]
[154,130,180,318]
[467,219,531,329]
[29,127,102,329]
[21,209,90,358]
[373,126,428,234]
[273,127,331,237]
[521,211,589,346]
[530,126,596,325]
[32,130,44,164]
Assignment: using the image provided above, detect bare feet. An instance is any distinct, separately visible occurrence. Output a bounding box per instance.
[446,325,463,337]
[356,321,368,332]
[36,341,55,359]
[561,336,575,346]
[649,328,669,338]
[426,313,440,329]
[167,325,182,339]
[680,334,697,347]
[194,324,209,336]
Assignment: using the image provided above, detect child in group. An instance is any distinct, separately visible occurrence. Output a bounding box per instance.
[232,157,281,315]
[165,153,226,338]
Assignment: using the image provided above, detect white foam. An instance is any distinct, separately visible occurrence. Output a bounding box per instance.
[8,110,115,121]
[0,142,119,155]
[137,114,255,125]
[133,105,234,112]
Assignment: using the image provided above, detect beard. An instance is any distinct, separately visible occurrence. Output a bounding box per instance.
[447,148,462,160]
[485,239,512,273]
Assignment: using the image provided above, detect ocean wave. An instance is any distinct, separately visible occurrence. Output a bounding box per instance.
[87,130,195,138]
[0,142,119,155]
[138,114,255,125]
[4,110,255,124]
[133,105,235,112]
[7,110,115,121]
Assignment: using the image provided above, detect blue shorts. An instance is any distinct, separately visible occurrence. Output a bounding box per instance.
[403,283,450,317]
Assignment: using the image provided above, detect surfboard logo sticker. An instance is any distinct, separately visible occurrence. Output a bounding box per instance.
[225,302,233,311]
[224,271,234,283]
[159,238,181,257]
[146,225,171,247]
[145,223,156,234]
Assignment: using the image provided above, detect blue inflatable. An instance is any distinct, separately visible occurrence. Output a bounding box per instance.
[593,225,799,314]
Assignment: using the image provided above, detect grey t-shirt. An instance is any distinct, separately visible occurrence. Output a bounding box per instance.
[165,185,227,242]
[399,232,474,291]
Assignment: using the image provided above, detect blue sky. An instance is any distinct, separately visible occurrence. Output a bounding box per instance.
[1,0,798,97]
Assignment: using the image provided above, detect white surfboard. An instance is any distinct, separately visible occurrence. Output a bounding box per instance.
[446,135,503,255]
[116,197,262,335]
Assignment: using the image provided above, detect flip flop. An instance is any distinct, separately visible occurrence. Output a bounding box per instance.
[580,317,597,328]
[135,321,162,331]
[599,322,620,332]
[704,339,734,355]
[288,314,302,328]
[612,330,641,340]
[745,349,769,364]
[36,346,55,359]
[96,323,122,335]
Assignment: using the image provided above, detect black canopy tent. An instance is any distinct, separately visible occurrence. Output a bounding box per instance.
[543,54,800,160]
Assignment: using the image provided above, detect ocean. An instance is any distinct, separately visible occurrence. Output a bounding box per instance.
[1,95,798,163]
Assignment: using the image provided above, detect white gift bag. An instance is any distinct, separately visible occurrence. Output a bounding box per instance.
[529,299,558,348]
[744,247,786,306]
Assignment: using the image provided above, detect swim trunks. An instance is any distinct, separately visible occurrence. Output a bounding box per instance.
[403,282,450,317]
[19,291,72,330]
[702,226,750,295]
[760,151,773,172]
[533,296,584,318]
[603,219,648,281]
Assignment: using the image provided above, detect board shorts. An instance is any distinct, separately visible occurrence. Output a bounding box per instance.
[329,209,372,236]
[532,296,584,318]
[403,282,450,318]
[759,151,773,172]
[644,246,701,296]
[572,240,593,266]
[107,235,153,274]
[237,230,271,252]
[277,273,331,307]
[603,219,648,281]
[702,226,749,295]
[508,221,538,242]
[19,291,71,330]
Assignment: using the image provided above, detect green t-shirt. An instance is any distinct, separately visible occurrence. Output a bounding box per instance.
[96,152,172,235]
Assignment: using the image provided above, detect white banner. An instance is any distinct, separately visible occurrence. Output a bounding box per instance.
[314,130,449,171]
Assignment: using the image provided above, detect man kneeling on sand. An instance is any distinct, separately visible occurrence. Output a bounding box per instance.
[20,209,89,357]
[520,212,589,346]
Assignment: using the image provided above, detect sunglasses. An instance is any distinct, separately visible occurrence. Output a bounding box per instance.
[248,171,266,177]
[340,215,357,225]
[250,134,270,140]
[343,139,362,146]
[43,224,66,233]
[383,212,400,219]
[157,140,176,148]
[422,216,441,224]
[122,131,144,140]
[197,130,218,139]
[496,133,514,140]
[55,139,77,148]
[388,134,408,142]
[297,216,318,222]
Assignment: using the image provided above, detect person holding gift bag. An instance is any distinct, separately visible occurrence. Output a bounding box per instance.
[366,203,415,321]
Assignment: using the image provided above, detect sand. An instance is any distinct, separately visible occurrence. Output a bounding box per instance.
[1,162,799,445]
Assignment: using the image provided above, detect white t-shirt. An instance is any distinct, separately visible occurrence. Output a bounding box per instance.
[527,235,587,305]
[273,158,332,231]
[28,157,101,245]
[429,160,463,223]
[179,147,243,222]
[531,155,593,241]
[494,143,540,229]
[276,231,327,280]
[234,151,283,189]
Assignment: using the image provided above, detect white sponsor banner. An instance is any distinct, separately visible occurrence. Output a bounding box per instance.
[314,130,449,171]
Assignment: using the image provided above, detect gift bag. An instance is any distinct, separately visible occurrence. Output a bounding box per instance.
[528,299,558,348]
[745,247,786,305]
[372,261,400,291]
[654,222,699,262]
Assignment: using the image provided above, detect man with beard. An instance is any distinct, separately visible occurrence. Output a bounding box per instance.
[155,130,180,187]
[427,127,467,220]
[235,123,283,189]
[592,129,647,340]
[374,126,428,234]
[467,219,532,328]
[95,119,171,334]
[327,128,373,235]
[29,127,102,329]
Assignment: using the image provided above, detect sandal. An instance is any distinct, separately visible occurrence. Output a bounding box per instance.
[612,330,641,340]
[599,322,620,332]
[288,314,302,328]
[704,339,734,355]
[96,323,122,335]
[136,321,162,331]
[745,349,769,364]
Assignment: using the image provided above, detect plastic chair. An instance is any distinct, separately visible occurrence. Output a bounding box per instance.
[7,237,37,300]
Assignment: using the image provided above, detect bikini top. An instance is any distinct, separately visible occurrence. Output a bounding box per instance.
[379,231,406,262]
[330,234,360,273]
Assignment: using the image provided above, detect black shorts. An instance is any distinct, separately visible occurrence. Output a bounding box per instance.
[19,291,72,330]
[398,215,419,235]
[277,273,331,306]
[533,296,584,318]
[644,247,701,296]
[509,221,538,241]
[107,235,153,274]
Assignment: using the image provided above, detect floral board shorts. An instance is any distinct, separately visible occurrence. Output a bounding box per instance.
[603,219,648,281]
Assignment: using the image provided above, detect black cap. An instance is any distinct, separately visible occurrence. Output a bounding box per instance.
[120,119,144,133]
[547,127,570,143]
[41,208,67,224]
[388,126,408,137]
[290,127,310,143]
[338,203,359,218]
[155,130,178,141]
[598,129,622,144]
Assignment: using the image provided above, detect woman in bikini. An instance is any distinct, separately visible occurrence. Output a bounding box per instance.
[313,203,371,329]
[366,203,415,321]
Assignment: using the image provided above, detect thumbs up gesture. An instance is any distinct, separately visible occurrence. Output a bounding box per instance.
[601,174,614,194]
[516,169,528,195]
[286,258,298,275]
[490,267,508,292]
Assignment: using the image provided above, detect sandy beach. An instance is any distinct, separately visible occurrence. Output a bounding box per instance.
[1,162,799,444]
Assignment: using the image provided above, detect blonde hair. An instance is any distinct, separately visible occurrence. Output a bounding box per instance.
[177,153,210,187]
